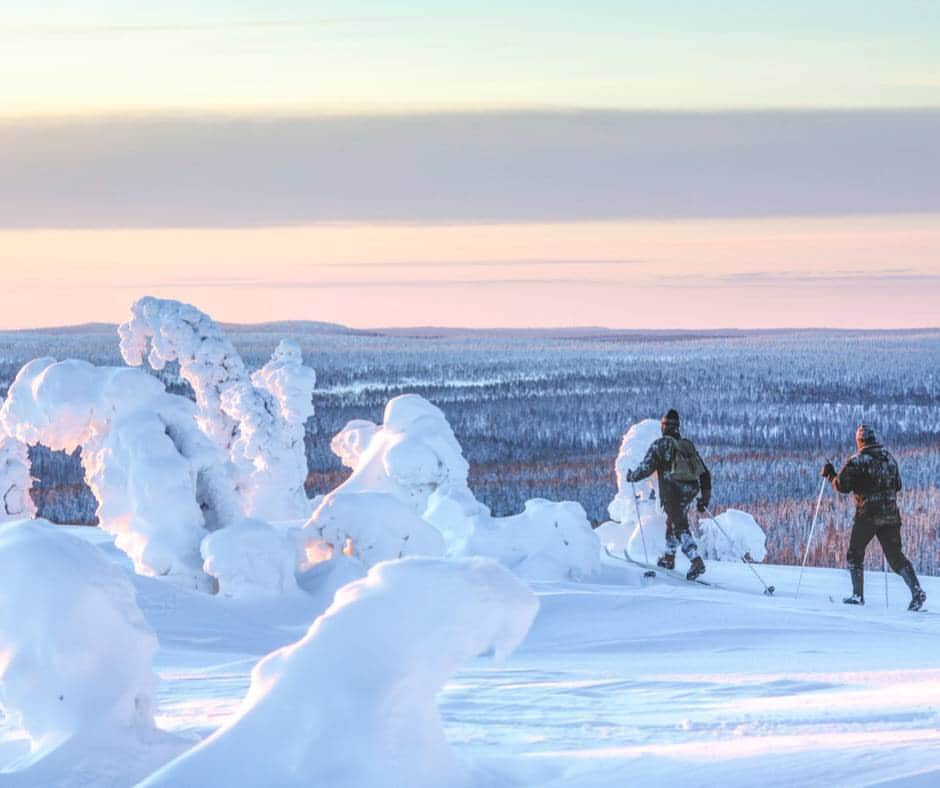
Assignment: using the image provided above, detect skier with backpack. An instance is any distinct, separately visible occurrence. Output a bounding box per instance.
[625,409,712,581]
[822,424,927,611]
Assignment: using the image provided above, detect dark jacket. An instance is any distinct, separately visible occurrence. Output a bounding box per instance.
[632,430,712,506]
[831,443,902,523]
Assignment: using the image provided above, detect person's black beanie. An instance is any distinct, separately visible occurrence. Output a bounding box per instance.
[661,409,680,430]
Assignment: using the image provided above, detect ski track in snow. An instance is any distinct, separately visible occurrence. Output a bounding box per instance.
[4,531,940,787]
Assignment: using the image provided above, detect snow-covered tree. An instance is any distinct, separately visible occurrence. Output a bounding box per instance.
[0,436,36,521]
[119,297,316,521]
[305,393,600,580]
[0,357,240,589]
[304,394,483,567]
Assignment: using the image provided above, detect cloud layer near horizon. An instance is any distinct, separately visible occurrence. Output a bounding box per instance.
[3,110,939,228]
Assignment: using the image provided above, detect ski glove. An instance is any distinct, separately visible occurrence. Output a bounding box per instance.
[696,498,708,513]
[625,469,637,482]
[821,462,836,480]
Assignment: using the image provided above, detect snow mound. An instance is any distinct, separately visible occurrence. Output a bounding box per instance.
[469,499,601,581]
[305,490,445,568]
[119,297,316,521]
[0,436,35,521]
[0,519,157,755]
[138,557,538,788]
[0,358,225,588]
[699,508,768,562]
[200,518,299,598]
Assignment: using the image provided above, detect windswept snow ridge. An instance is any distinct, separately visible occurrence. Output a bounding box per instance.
[138,557,539,788]
[0,436,35,521]
[119,297,316,521]
[0,519,157,755]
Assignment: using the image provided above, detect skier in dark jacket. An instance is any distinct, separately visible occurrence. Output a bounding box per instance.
[626,409,712,581]
[822,424,926,611]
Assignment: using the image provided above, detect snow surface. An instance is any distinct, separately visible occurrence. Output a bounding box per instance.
[699,508,768,562]
[138,557,538,788]
[5,525,940,787]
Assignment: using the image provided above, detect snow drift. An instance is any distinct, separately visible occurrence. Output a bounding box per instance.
[200,518,300,598]
[0,436,35,521]
[138,557,539,788]
[699,508,768,563]
[469,499,601,581]
[0,519,157,755]
[119,297,316,521]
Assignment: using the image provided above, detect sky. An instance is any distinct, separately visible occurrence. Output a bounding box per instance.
[2,1,939,329]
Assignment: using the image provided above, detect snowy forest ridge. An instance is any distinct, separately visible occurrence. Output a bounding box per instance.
[2,322,939,574]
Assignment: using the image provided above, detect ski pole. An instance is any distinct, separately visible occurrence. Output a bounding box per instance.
[883,555,889,609]
[631,482,656,578]
[703,506,775,596]
[795,470,831,600]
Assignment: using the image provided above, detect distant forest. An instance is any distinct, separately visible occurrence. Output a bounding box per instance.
[2,325,939,573]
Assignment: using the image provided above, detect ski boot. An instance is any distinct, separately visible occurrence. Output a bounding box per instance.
[900,566,927,611]
[656,553,675,570]
[686,556,706,581]
[844,566,864,605]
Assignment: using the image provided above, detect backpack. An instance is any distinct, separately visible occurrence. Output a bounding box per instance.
[666,437,705,485]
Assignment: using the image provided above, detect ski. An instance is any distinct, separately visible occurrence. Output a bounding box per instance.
[603,547,718,588]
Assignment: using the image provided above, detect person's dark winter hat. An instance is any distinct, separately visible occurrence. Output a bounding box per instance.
[856,424,878,449]
[661,409,680,432]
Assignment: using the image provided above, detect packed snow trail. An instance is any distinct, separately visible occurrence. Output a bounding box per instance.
[3,528,940,787]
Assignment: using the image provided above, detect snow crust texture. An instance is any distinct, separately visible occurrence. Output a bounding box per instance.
[0,436,35,521]
[138,557,539,788]
[119,297,316,521]
[0,519,157,753]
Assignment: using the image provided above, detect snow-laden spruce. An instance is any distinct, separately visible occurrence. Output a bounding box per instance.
[0,519,158,756]
[699,508,768,562]
[303,394,482,565]
[138,557,538,788]
[119,297,317,521]
[597,418,672,563]
[304,394,600,581]
[0,358,243,588]
[201,518,299,598]
[0,436,35,521]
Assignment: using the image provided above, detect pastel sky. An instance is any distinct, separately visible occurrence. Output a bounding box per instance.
[2,1,939,329]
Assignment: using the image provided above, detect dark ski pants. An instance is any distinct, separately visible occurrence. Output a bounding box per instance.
[662,495,700,560]
[846,516,912,575]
